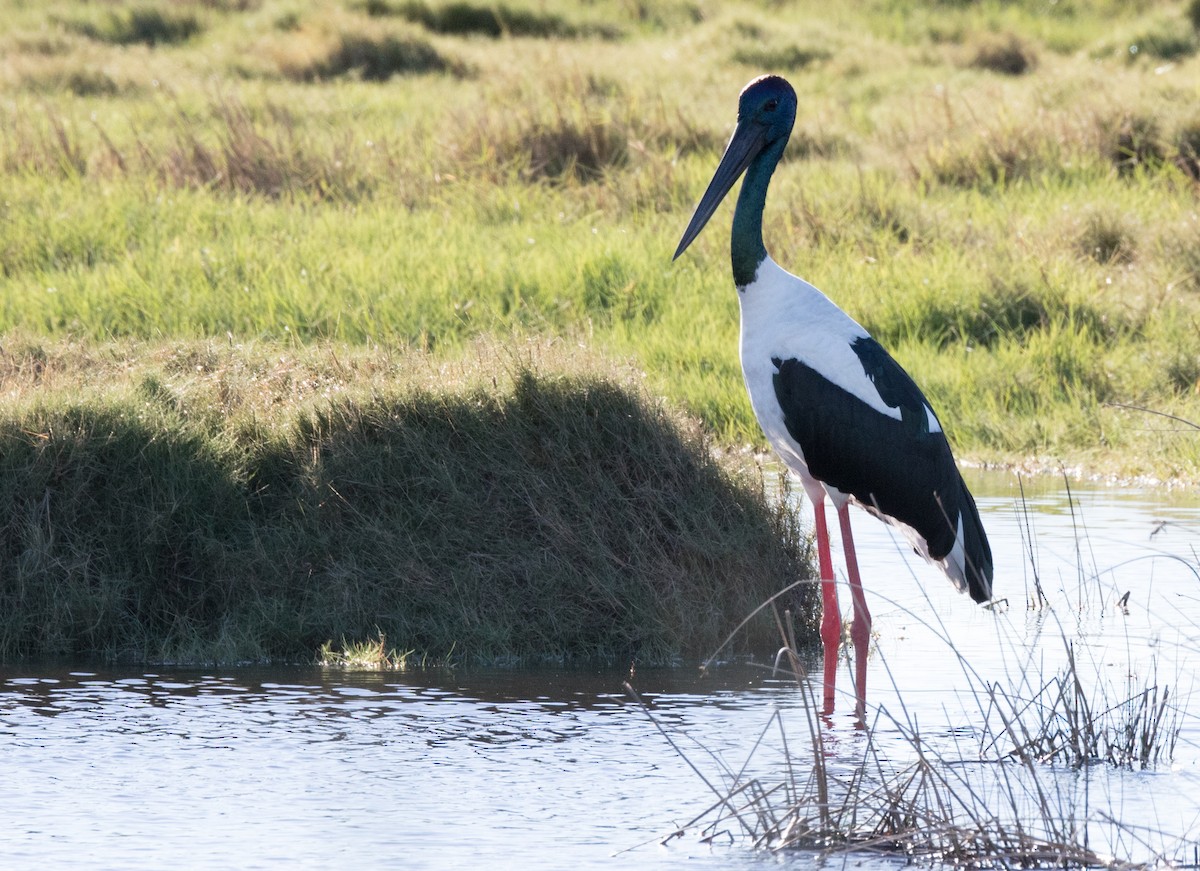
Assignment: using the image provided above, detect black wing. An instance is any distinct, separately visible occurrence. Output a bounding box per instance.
[770,337,963,563]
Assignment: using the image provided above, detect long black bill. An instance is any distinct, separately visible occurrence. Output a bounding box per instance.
[672,121,766,260]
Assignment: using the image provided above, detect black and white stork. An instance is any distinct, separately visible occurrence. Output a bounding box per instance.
[673,75,993,717]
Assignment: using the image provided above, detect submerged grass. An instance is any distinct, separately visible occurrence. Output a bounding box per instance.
[983,645,1180,771]
[318,631,415,669]
[0,336,816,665]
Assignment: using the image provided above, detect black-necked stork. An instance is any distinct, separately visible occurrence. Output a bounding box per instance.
[673,75,993,717]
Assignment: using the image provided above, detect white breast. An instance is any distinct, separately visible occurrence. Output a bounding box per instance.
[736,257,900,501]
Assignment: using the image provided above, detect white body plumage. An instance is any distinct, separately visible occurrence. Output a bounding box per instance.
[736,257,972,595]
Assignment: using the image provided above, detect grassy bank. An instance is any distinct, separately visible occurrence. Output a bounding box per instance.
[0,336,816,664]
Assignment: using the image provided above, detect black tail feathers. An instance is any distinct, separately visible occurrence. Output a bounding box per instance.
[958,479,994,603]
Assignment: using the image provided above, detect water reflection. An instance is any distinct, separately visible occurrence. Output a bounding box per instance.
[1,473,1199,868]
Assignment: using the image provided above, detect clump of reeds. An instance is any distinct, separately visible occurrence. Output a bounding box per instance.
[983,644,1179,770]
[645,627,1183,865]
[642,530,1186,871]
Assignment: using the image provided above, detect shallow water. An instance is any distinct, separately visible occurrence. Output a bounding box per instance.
[2,471,1199,869]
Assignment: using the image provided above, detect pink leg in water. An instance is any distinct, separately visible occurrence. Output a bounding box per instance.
[837,504,872,720]
[811,499,840,713]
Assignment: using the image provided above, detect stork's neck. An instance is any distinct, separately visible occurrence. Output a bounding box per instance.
[731,136,787,288]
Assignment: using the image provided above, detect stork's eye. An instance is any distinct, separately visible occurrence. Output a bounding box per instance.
[765,99,779,112]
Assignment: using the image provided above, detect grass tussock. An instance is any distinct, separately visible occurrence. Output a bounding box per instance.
[153,98,379,199]
[363,0,621,40]
[19,65,126,97]
[731,41,832,72]
[968,31,1039,75]
[457,75,721,184]
[1075,208,1138,265]
[1,98,397,202]
[266,14,464,80]
[1121,19,1198,63]
[918,123,1054,190]
[517,108,630,183]
[0,337,816,665]
[1172,116,1200,182]
[319,31,454,80]
[65,5,204,47]
[1110,112,1167,176]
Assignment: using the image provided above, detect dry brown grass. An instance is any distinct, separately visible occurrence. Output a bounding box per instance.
[0,96,420,202]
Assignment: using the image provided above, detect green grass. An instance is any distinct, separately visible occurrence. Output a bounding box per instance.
[2,0,1199,481]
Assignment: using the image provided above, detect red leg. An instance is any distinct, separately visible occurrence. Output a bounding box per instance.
[812,499,840,714]
[837,504,871,720]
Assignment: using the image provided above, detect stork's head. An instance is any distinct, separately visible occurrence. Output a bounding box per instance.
[673,75,798,260]
[736,74,797,147]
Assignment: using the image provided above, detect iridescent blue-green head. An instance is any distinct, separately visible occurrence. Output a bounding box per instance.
[673,75,798,279]
[735,74,798,148]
